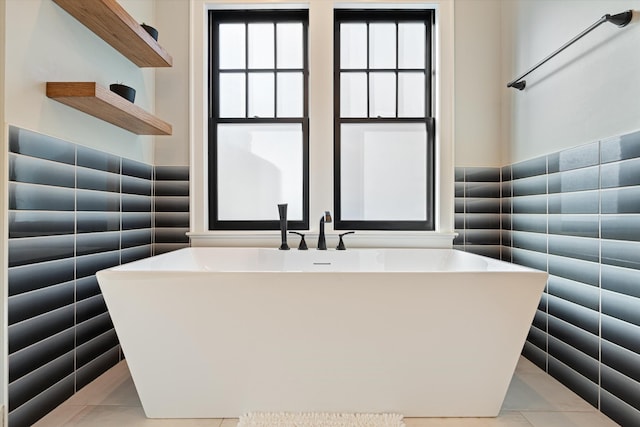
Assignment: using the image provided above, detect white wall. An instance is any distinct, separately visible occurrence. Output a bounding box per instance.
[154,0,189,166]
[502,0,640,163]
[454,0,503,167]
[4,0,156,162]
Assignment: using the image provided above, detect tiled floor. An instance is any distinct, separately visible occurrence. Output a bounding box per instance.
[34,357,619,426]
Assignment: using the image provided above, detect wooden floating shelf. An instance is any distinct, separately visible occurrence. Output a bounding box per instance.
[47,82,172,135]
[52,0,173,67]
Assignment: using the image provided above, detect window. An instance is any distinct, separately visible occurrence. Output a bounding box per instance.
[334,10,435,230]
[209,10,309,230]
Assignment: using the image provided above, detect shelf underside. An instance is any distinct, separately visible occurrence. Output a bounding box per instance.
[47,82,172,135]
[52,0,173,67]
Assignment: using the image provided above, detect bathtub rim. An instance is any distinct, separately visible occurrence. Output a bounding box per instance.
[99,247,548,275]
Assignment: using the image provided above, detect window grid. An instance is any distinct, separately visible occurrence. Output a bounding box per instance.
[209,10,309,230]
[334,9,435,231]
[338,21,430,119]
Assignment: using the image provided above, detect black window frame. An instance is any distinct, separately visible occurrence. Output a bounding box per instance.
[208,10,310,231]
[334,9,435,231]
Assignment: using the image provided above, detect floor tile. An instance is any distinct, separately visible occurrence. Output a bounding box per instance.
[513,357,545,376]
[32,404,86,427]
[34,358,621,427]
[64,361,141,407]
[404,411,533,426]
[60,406,223,426]
[521,411,620,427]
[501,373,595,412]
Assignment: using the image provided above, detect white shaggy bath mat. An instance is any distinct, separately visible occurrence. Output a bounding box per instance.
[237,412,405,427]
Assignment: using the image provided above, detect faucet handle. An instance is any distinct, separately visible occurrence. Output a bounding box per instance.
[289,231,308,250]
[336,231,355,250]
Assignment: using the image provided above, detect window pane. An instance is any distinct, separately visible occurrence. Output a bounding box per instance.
[398,72,425,117]
[217,124,303,221]
[277,23,303,69]
[219,73,246,118]
[277,72,303,118]
[248,23,274,69]
[340,123,427,221]
[398,23,425,69]
[369,23,396,69]
[218,23,246,69]
[248,73,274,118]
[369,72,396,117]
[340,23,367,69]
[340,72,367,118]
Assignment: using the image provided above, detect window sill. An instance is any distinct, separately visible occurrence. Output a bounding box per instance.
[187,230,457,249]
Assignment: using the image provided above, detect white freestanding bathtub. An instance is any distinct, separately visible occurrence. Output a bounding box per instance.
[96,247,547,419]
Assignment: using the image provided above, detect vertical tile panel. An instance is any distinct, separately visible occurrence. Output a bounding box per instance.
[454,167,465,250]
[601,364,640,412]
[8,352,74,411]
[154,165,190,254]
[8,128,64,424]
[8,126,75,164]
[600,129,640,164]
[76,347,121,391]
[121,158,153,262]
[601,389,640,427]
[507,129,640,424]
[456,167,501,258]
[74,143,122,397]
[501,166,512,262]
[547,141,599,173]
[6,127,155,425]
[7,375,74,427]
[548,356,599,408]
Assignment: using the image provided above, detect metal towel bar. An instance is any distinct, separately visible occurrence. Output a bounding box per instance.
[507,10,633,91]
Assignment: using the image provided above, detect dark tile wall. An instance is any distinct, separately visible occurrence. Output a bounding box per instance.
[6,126,157,427]
[154,166,190,254]
[454,166,502,260]
[456,128,640,426]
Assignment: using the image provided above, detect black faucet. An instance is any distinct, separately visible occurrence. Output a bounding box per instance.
[317,211,332,250]
[336,231,355,250]
[278,204,289,250]
[290,231,308,250]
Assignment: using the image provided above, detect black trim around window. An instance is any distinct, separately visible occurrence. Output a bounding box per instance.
[334,9,435,231]
[208,10,309,230]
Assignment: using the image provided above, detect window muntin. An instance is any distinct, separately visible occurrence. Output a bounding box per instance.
[334,10,435,231]
[209,10,309,230]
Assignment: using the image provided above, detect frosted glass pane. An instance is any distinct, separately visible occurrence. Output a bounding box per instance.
[341,123,427,221]
[248,73,274,118]
[218,24,245,69]
[248,23,274,69]
[369,23,396,69]
[217,124,303,221]
[277,72,303,118]
[340,73,367,118]
[219,73,245,118]
[340,23,367,69]
[369,72,396,117]
[398,23,425,69]
[277,23,303,69]
[398,73,425,117]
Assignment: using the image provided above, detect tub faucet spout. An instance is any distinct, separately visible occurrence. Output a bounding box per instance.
[317,211,332,250]
[278,204,290,250]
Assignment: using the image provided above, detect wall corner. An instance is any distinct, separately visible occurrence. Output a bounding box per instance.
[0,0,7,415]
